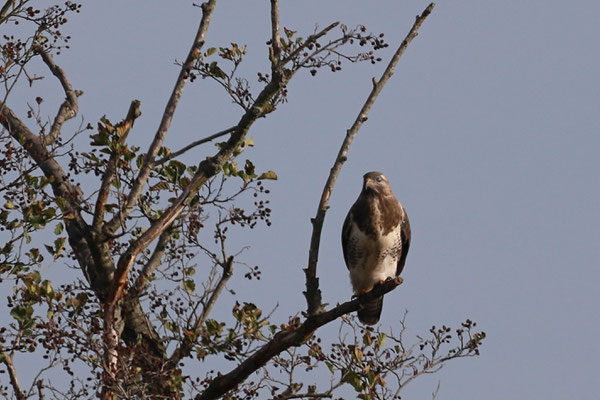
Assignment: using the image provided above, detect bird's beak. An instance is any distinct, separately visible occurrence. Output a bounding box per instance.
[364,178,377,192]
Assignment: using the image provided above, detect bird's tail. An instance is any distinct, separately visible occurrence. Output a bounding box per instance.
[358,296,383,325]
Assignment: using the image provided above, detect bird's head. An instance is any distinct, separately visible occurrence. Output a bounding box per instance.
[362,171,392,196]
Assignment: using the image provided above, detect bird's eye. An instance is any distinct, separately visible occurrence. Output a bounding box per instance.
[376,176,382,182]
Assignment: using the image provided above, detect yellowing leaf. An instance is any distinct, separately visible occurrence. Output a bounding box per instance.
[258,170,277,180]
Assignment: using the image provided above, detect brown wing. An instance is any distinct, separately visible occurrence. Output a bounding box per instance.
[396,205,411,276]
[341,207,354,269]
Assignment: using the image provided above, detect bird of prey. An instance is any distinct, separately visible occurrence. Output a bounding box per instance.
[341,171,411,325]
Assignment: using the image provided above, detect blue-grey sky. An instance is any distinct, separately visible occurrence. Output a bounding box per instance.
[5,1,600,398]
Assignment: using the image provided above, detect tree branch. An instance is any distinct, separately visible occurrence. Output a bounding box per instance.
[34,45,83,145]
[195,277,403,400]
[193,256,234,334]
[92,99,142,229]
[154,125,236,166]
[303,3,435,316]
[129,227,171,298]
[1,98,164,372]
[269,0,281,63]
[102,23,298,385]
[104,30,299,313]
[282,22,340,66]
[103,0,218,236]
[0,346,26,400]
[168,256,234,366]
[0,0,16,25]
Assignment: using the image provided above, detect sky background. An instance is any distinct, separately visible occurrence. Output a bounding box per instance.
[4,1,600,398]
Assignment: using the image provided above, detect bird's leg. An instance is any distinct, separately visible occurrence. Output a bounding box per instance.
[355,288,373,308]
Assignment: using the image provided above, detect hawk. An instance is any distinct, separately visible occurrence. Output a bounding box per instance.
[341,171,411,325]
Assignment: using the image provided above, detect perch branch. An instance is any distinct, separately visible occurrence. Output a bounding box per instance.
[304,3,435,316]
[195,278,403,400]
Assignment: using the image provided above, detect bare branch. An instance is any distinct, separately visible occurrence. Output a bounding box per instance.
[304,3,435,316]
[194,255,234,332]
[270,0,281,63]
[92,99,142,229]
[168,256,234,366]
[103,0,218,236]
[130,227,171,297]
[0,0,16,25]
[34,45,83,145]
[154,125,236,166]
[0,347,26,400]
[195,277,403,400]
[275,392,333,400]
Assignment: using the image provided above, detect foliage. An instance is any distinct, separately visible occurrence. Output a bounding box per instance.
[0,1,483,399]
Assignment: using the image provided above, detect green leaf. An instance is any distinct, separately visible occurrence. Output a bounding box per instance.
[325,361,335,374]
[353,346,363,362]
[244,160,256,177]
[136,154,145,168]
[243,136,254,147]
[54,222,64,235]
[342,370,364,392]
[205,47,217,57]
[258,170,278,180]
[53,237,65,260]
[4,201,15,209]
[209,61,226,78]
[376,332,387,348]
[42,280,54,298]
[44,244,55,256]
[10,305,33,322]
[183,279,196,294]
[150,181,171,191]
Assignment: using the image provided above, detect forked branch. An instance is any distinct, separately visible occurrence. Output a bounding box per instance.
[34,45,83,145]
[304,3,435,316]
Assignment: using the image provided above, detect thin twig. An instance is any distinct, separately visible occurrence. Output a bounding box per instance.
[154,125,236,166]
[282,22,340,66]
[195,256,234,331]
[303,3,435,316]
